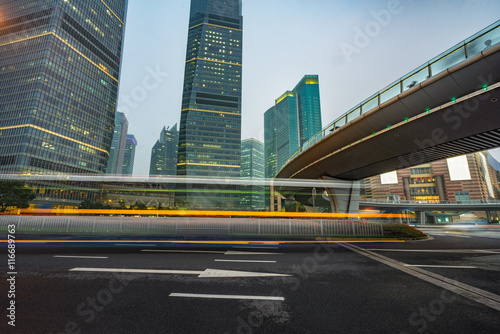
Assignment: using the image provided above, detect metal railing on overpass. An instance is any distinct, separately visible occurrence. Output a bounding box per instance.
[0,216,384,238]
[285,19,500,165]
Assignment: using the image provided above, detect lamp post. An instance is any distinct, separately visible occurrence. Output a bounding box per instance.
[312,187,316,213]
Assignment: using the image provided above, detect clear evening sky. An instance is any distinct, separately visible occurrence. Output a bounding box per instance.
[116,0,500,176]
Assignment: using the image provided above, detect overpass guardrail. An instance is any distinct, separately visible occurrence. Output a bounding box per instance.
[0,216,384,238]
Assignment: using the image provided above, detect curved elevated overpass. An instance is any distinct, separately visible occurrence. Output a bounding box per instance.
[277,20,500,181]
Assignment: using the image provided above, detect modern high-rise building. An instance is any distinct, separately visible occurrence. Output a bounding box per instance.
[122,134,137,176]
[150,125,178,177]
[176,0,243,209]
[264,75,322,177]
[107,112,129,175]
[241,139,264,178]
[0,1,128,179]
[295,75,322,146]
[276,91,300,172]
[241,138,265,210]
[264,106,277,179]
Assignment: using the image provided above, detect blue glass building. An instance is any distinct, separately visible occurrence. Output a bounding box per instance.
[107,112,128,175]
[176,0,243,209]
[264,106,277,179]
[241,138,265,210]
[0,0,128,204]
[275,91,300,172]
[0,0,128,176]
[122,134,137,176]
[264,75,322,177]
[295,75,322,147]
[150,124,179,177]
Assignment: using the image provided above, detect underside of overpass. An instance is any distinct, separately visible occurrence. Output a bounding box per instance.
[277,44,500,181]
[274,44,500,213]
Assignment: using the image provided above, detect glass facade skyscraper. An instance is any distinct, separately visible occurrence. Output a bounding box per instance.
[295,75,322,147]
[122,134,137,176]
[275,91,299,172]
[107,112,128,175]
[150,124,178,177]
[241,139,264,179]
[264,75,322,177]
[0,0,128,178]
[176,0,243,209]
[264,106,277,179]
[241,138,265,210]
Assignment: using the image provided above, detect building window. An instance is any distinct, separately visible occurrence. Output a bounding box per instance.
[410,167,433,175]
[410,187,437,196]
[455,191,470,202]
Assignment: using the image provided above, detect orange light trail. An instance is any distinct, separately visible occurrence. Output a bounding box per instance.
[19,208,409,219]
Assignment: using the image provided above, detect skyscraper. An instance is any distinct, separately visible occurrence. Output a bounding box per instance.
[264,106,277,179]
[241,138,265,210]
[0,0,128,178]
[176,0,243,209]
[264,75,322,177]
[150,125,178,177]
[107,112,129,175]
[122,134,137,176]
[295,75,322,147]
[275,91,299,172]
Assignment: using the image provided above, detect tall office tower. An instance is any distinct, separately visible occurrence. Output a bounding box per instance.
[150,125,179,177]
[122,134,137,176]
[241,138,265,210]
[0,0,128,178]
[264,106,277,179]
[176,0,243,209]
[107,112,129,175]
[295,75,322,146]
[264,75,322,177]
[275,91,299,172]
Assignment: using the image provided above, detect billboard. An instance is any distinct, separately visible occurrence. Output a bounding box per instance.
[380,171,398,185]
[447,155,471,181]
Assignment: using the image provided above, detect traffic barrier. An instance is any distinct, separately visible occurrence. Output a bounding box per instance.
[0,216,385,237]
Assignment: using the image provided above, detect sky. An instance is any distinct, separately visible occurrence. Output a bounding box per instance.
[116,0,500,176]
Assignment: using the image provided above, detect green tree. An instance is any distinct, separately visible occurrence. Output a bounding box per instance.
[284,201,306,212]
[130,201,147,210]
[79,200,95,209]
[79,200,114,210]
[0,181,36,212]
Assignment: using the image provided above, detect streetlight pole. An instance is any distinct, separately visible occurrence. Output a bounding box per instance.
[312,187,316,213]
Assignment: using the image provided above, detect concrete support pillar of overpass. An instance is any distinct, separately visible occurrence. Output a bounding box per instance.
[269,182,285,212]
[321,176,361,214]
[277,194,283,212]
[416,211,427,225]
[270,180,275,212]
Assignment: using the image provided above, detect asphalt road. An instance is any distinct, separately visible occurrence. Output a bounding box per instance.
[1,228,500,334]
